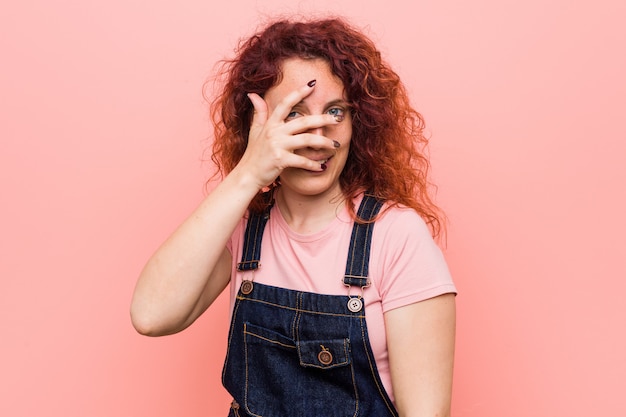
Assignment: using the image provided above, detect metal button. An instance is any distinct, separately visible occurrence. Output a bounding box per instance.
[347,297,363,312]
[241,280,253,295]
[318,347,333,365]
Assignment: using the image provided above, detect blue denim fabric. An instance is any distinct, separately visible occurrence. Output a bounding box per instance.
[223,195,398,417]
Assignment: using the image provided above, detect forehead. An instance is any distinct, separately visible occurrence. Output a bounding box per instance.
[264,57,346,104]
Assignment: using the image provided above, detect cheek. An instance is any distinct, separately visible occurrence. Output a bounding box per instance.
[340,126,352,147]
[336,137,351,164]
[325,123,352,144]
[341,116,353,142]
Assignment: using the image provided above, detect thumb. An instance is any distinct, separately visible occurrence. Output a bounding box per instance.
[247,93,268,127]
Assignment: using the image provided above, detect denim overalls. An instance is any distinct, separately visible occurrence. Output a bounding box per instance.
[222,195,399,417]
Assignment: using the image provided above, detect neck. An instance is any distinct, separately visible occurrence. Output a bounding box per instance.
[275,187,346,235]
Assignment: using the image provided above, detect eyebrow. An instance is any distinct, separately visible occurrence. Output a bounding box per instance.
[292,98,351,109]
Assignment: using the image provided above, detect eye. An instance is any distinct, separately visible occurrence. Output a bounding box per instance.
[285,111,302,121]
[327,107,345,118]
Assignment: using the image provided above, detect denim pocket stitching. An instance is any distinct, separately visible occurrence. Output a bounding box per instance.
[297,338,351,369]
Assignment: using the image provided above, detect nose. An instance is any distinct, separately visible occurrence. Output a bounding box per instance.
[307,126,324,136]
[306,127,324,151]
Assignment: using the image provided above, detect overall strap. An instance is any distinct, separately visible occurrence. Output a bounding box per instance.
[343,194,385,287]
[237,194,273,272]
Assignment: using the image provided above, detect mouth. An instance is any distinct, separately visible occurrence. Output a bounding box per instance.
[314,155,333,164]
[298,155,333,173]
[293,152,336,173]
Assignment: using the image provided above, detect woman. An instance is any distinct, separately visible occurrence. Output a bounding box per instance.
[131,17,456,417]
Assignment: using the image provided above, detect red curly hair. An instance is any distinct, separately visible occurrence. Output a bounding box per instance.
[208,17,445,239]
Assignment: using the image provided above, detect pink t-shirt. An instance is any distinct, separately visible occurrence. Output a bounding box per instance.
[226,195,456,402]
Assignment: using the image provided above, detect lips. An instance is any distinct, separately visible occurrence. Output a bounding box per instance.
[297,155,333,172]
[311,155,333,164]
[295,153,334,172]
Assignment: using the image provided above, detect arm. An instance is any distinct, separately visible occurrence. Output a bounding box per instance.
[384,293,456,417]
[130,81,340,336]
[129,171,259,336]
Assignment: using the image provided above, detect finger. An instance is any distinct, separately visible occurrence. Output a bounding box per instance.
[247,93,268,127]
[284,114,339,135]
[283,133,341,152]
[283,152,327,172]
[268,80,317,123]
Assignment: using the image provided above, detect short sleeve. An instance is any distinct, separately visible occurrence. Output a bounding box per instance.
[371,206,456,313]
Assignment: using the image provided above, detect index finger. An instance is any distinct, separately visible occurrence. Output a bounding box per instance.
[248,92,269,128]
[267,79,317,123]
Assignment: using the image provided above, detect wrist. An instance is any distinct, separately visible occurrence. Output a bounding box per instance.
[224,166,267,198]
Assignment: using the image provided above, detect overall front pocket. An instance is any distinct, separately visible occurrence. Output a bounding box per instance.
[243,322,358,417]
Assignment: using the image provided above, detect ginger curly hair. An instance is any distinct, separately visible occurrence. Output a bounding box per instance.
[207,17,445,238]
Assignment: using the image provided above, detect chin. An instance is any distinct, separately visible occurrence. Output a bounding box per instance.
[281,178,342,198]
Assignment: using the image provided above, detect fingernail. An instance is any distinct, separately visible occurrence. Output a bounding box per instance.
[333,114,344,123]
[307,79,317,87]
[321,163,327,171]
[333,140,340,148]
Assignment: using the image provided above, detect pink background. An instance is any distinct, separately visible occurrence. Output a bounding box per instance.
[1,0,625,416]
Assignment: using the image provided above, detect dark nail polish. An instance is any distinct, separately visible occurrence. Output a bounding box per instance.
[320,163,327,171]
[333,140,340,148]
[307,79,317,87]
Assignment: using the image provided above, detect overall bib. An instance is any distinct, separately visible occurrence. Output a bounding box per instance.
[222,195,399,417]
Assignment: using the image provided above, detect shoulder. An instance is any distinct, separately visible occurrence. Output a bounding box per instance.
[368,200,447,272]
[373,202,433,244]
[369,202,456,310]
